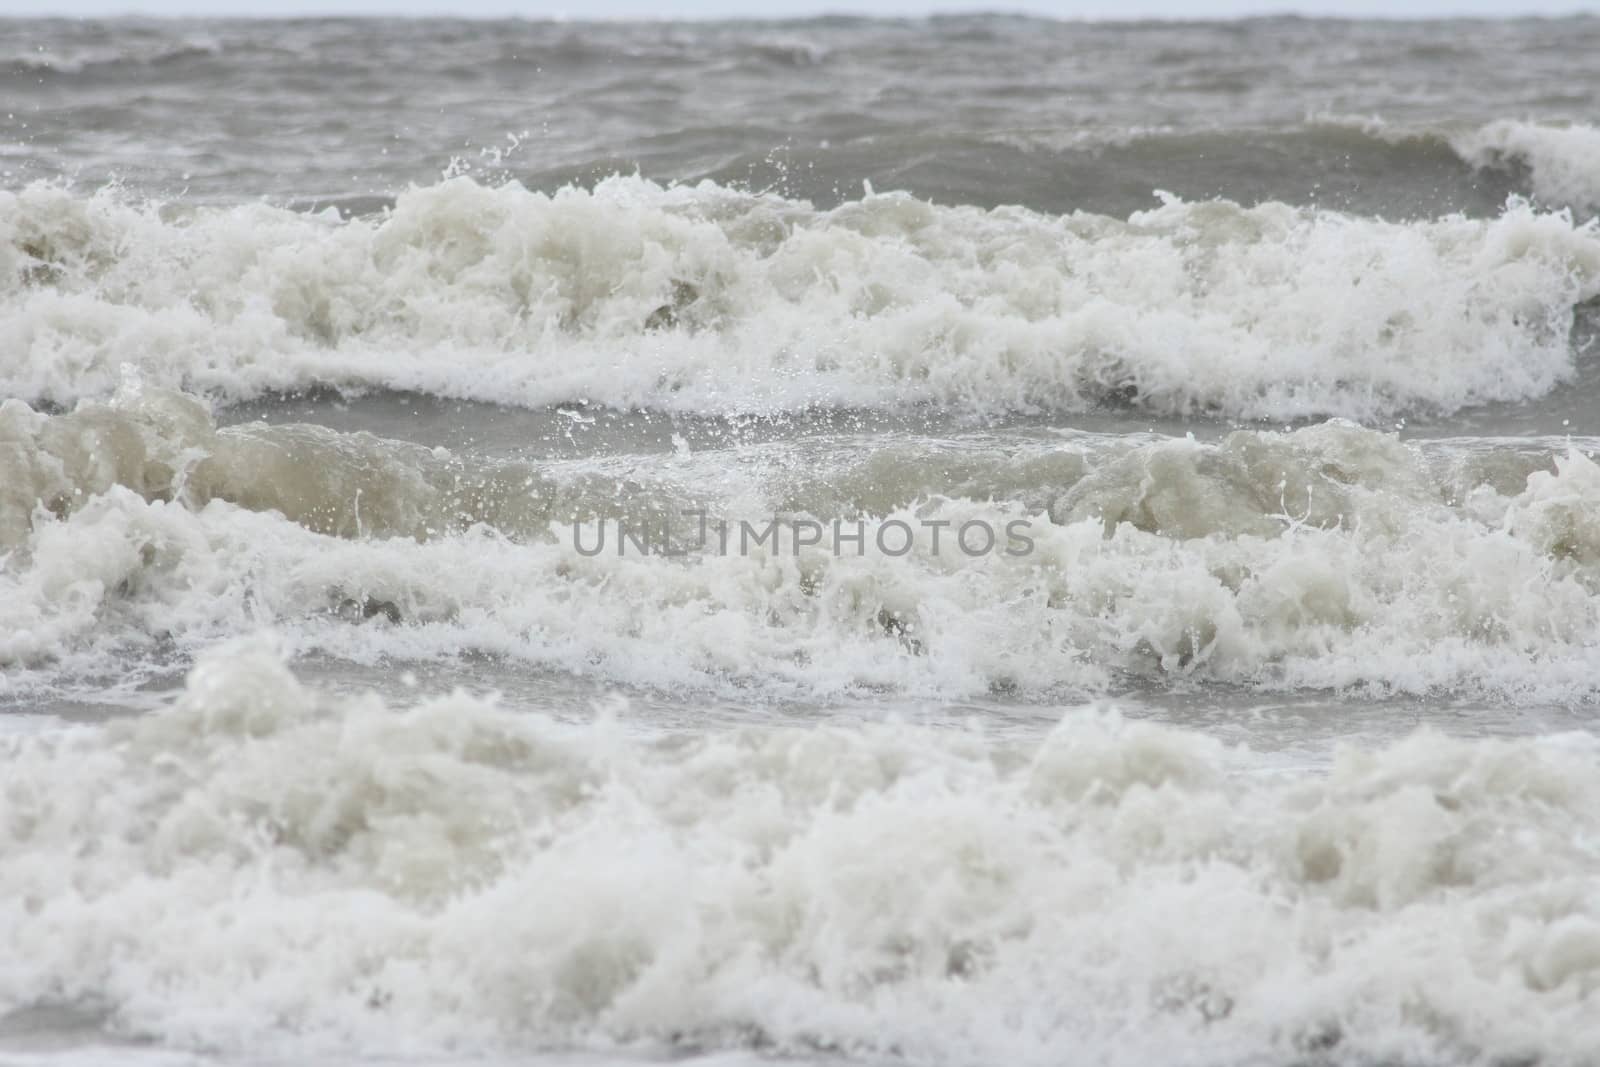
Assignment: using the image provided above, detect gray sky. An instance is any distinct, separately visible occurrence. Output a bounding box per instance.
[2,0,1592,16]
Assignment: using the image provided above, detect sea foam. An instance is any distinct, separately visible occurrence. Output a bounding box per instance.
[2,644,1599,1064]
[5,393,1600,703]
[4,177,1597,421]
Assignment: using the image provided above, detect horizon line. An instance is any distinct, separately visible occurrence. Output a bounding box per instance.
[2,6,1597,19]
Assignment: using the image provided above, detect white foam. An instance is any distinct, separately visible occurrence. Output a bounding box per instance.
[4,178,1597,421]
[5,418,1600,703]
[2,644,1598,1063]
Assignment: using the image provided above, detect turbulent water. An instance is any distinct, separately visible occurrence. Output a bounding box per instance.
[5,13,1600,1067]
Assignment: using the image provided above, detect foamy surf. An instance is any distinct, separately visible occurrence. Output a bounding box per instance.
[8,15,1600,1067]
[5,178,1598,421]
[5,389,1600,704]
[2,644,1599,1066]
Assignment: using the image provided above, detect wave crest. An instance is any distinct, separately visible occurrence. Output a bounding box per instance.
[7,399,1600,702]
[4,177,1598,420]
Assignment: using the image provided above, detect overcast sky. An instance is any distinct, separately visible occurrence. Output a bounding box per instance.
[3,0,1593,17]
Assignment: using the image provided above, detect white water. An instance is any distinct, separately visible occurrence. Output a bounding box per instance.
[7,22,1600,1065]
[2,643,1598,1066]
[5,178,1598,421]
[5,390,1600,704]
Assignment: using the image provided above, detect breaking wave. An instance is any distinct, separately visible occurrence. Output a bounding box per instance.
[6,389,1600,703]
[4,176,1598,421]
[2,644,1599,1064]
[1452,120,1600,215]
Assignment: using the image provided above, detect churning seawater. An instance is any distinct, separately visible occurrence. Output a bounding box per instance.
[5,14,1600,1067]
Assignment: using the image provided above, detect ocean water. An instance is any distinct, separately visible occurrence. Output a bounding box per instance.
[4,13,1600,1067]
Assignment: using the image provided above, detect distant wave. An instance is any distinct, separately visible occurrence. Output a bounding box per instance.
[1451,120,1600,213]
[3,177,1597,422]
[1306,116,1600,214]
[0,37,222,76]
